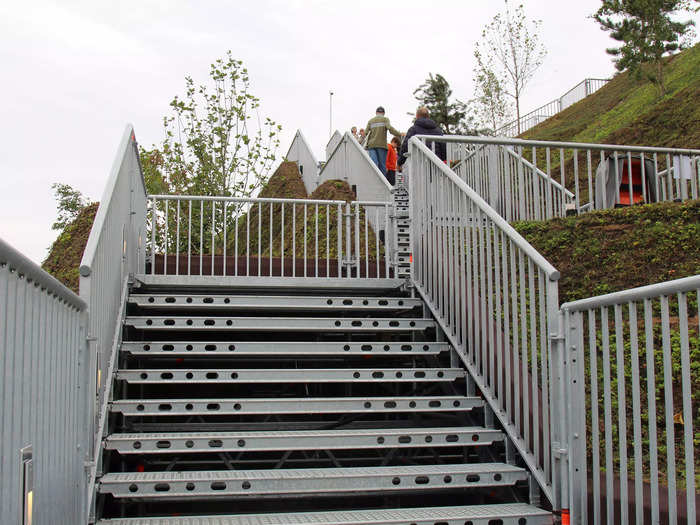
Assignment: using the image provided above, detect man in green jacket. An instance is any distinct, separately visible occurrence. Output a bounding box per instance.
[364,106,402,176]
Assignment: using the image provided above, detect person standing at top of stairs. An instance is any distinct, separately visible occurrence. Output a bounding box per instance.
[364,106,402,176]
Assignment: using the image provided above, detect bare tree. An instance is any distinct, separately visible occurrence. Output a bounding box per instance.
[474,1,546,135]
[472,68,513,135]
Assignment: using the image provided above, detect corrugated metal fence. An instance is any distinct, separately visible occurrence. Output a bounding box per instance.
[0,237,89,525]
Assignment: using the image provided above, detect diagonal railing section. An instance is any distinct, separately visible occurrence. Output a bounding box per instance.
[408,137,567,509]
[562,275,698,525]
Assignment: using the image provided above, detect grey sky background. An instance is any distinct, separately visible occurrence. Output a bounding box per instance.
[2,0,698,264]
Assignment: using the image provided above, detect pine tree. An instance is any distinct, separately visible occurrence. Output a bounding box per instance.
[594,0,697,95]
[413,74,475,134]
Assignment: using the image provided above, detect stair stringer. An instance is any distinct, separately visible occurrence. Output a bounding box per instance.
[86,276,130,524]
[410,278,554,505]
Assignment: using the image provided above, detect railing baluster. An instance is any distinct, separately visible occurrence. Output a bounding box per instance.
[175,201,180,275]
[258,202,262,277]
[211,201,216,276]
[199,200,203,276]
[660,294,677,525]
[223,202,227,276]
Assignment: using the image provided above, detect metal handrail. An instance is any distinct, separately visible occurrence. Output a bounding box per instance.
[503,146,574,198]
[562,275,699,524]
[408,136,564,507]
[561,274,700,311]
[497,78,610,137]
[0,237,86,310]
[411,137,560,279]
[420,134,700,155]
[416,135,700,218]
[148,194,346,206]
[80,124,147,276]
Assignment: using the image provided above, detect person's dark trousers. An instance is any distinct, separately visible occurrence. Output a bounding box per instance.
[368,148,388,175]
[386,170,396,185]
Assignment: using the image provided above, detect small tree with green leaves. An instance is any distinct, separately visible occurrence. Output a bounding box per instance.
[413,73,476,134]
[143,51,281,197]
[50,183,92,231]
[142,52,282,256]
[474,1,546,135]
[593,0,697,95]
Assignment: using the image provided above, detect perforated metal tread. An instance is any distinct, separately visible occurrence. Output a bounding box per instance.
[98,463,528,498]
[116,368,465,384]
[95,503,551,524]
[104,427,504,453]
[125,316,435,332]
[128,294,422,311]
[120,341,450,356]
[110,396,483,416]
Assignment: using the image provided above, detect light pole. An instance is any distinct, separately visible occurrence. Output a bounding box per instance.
[329,90,334,138]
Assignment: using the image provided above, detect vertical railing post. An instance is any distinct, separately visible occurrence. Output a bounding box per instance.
[344,202,351,278]
[547,279,567,515]
[565,308,586,524]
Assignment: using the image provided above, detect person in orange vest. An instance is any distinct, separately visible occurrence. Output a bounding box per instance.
[385,136,400,186]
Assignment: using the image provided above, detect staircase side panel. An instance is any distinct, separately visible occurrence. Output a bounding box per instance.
[1,237,88,525]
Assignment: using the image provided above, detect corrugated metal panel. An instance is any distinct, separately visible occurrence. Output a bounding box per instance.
[0,237,88,525]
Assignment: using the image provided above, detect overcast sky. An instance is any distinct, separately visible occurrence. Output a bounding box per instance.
[1,0,698,264]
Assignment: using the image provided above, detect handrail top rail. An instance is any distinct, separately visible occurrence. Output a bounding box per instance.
[415,134,700,156]
[561,274,700,312]
[0,237,86,310]
[410,137,560,280]
[147,194,392,207]
[80,124,144,277]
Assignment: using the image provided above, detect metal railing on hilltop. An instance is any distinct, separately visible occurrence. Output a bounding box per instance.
[497,78,610,137]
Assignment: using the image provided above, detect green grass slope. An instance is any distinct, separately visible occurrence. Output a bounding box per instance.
[514,200,700,303]
[522,43,700,149]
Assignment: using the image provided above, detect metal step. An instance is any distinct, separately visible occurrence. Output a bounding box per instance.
[124,317,435,332]
[116,368,465,384]
[104,427,503,454]
[121,341,450,357]
[95,503,551,524]
[110,396,483,416]
[128,294,422,311]
[98,463,528,499]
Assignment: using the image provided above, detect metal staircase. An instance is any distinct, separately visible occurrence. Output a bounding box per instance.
[94,279,550,524]
[394,177,411,279]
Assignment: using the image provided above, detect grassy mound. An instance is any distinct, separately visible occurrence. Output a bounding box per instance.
[514,200,700,303]
[42,203,99,293]
[522,43,700,149]
[259,161,308,199]
[233,179,380,259]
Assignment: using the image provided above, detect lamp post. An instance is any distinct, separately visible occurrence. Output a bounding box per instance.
[329,90,334,138]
